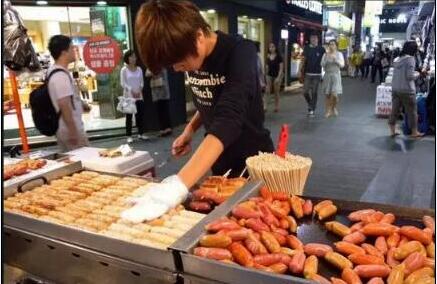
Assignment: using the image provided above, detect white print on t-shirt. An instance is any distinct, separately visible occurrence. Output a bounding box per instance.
[187,71,227,107]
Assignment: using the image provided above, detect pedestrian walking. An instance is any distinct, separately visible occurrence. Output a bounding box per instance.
[388,41,424,138]
[350,47,364,78]
[371,46,385,83]
[362,46,372,79]
[255,41,267,111]
[265,42,283,112]
[120,50,148,143]
[47,35,88,152]
[300,33,325,117]
[146,68,173,136]
[321,39,344,118]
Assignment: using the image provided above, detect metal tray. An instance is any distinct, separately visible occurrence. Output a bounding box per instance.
[3,160,83,197]
[4,226,177,284]
[4,170,252,275]
[172,183,435,284]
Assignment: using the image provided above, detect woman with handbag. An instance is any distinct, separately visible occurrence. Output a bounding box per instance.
[146,68,172,136]
[120,50,148,143]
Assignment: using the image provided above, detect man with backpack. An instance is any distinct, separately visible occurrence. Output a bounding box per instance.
[46,35,88,151]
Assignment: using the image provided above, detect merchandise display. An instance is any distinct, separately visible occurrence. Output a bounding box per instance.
[189,176,247,213]
[4,171,205,250]
[191,187,436,283]
[246,152,312,195]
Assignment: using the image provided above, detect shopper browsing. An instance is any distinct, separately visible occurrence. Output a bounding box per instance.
[265,42,283,112]
[120,50,148,143]
[146,68,172,137]
[300,33,325,117]
[388,41,424,138]
[47,35,88,152]
[124,0,274,222]
[321,39,344,118]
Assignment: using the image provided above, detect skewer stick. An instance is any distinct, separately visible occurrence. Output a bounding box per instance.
[239,166,247,178]
[223,169,232,178]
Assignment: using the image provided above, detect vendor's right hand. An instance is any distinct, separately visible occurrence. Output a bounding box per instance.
[172,130,192,157]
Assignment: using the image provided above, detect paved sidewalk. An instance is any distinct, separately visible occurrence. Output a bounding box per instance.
[43,78,436,209]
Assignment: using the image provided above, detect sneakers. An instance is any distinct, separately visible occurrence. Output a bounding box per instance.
[127,137,133,143]
[139,134,150,140]
[308,110,315,117]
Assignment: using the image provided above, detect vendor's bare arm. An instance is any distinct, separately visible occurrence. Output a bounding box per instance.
[177,134,224,188]
[186,111,202,134]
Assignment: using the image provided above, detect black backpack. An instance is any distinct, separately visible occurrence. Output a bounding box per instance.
[29,68,68,136]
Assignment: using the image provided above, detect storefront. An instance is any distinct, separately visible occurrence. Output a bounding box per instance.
[279,0,324,83]
[5,1,133,139]
[379,2,418,48]
[324,10,353,67]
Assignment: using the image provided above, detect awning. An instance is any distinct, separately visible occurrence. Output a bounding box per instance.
[286,14,324,30]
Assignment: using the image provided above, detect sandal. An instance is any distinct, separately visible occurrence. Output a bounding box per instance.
[390,132,400,138]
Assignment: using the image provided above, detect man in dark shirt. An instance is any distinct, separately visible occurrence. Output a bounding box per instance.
[135,0,274,191]
[300,34,325,117]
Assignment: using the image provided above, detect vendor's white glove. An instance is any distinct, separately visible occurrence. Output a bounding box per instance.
[120,201,169,223]
[120,175,188,223]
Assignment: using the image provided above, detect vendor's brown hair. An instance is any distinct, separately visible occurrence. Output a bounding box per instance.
[135,0,211,73]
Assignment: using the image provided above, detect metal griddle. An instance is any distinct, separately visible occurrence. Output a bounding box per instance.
[171,182,435,284]
[3,169,257,284]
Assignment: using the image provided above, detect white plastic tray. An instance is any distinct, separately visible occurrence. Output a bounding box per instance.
[66,147,154,175]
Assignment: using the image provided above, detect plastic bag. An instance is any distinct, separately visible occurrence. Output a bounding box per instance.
[3,1,40,71]
[117,96,137,114]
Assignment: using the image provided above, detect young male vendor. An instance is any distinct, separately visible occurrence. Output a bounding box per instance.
[122,0,273,222]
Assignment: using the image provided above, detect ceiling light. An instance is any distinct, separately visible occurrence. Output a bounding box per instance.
[97,1,107,5]
[242,15,248,18]
[36,0,48,5]
[257,18,263,21]
[207,9,216,14]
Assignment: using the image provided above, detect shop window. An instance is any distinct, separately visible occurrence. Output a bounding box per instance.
[237,16,265,67]
[4,5,131,137]
[200,10,219,31]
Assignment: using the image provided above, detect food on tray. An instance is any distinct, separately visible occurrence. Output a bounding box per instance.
[246,152,312,195]
[99,148,122,158]
[193,186,436,283]
[3,158,48,180]
[189,176,247,212]
[4,171,206,250]
[98,144,135,158]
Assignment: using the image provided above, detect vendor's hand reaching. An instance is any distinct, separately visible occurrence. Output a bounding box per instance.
[172,129,193,157]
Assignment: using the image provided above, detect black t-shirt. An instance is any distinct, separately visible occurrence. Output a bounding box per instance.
[186,31,274,176]
[303,45,325,74]
[267,53,283,77]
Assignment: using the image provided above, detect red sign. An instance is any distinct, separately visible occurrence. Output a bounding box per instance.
[83,35,121,74]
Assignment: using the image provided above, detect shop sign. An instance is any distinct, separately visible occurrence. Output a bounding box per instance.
[83,35,121,74]
[286,0,323,15]
[327,11,352,34]
[363,0,383,27]
[379,4,416,33]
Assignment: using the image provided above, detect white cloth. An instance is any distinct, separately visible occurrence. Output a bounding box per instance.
[47,65,86,151]
[120,66,144,101]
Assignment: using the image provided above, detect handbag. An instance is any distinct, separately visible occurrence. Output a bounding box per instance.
[150,75,164,88]
[117,96,137,114]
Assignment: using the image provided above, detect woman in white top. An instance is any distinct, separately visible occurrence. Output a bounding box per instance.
[120,50,147,142]
[321,40,345,118]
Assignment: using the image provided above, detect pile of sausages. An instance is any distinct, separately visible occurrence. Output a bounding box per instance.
[193,187,435,283]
